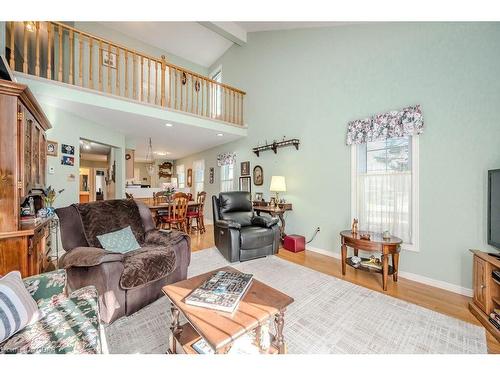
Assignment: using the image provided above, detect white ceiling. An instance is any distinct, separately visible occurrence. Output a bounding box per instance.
[41,98,243,161]
[235,22,349,33]
[79,140,111,156]
[99,22,234,68]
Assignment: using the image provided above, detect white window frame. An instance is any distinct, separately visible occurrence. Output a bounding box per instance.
[193,159,205,195]
[350,136,420,252]
[220,164,234,192]
[176,164,185,189]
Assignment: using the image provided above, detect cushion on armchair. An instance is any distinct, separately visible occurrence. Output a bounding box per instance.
[97,226,141,253]
[251,216,279,228]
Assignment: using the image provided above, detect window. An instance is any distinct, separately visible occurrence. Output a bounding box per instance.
[351,136,419,251]
[193,159,205,195]
[210,66,222,118]
[176,164,185,189]
[220,164,234,192]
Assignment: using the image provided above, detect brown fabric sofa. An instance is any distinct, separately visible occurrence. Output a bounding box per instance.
[55,199,190,324]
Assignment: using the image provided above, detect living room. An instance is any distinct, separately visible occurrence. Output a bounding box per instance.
[1,0,500,373]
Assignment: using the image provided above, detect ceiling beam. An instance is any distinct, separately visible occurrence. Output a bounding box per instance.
[198,22,247,46]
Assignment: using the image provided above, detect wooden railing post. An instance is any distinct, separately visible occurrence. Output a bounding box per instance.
[78,34,83,86]
[160,55,167,107]
[35,22,40,76]
[58,25,63,81]
[9,21,15,70]
[89,38,93,89]
[47,22,52,79]
[23,22,28,74]
[69,30,74,84]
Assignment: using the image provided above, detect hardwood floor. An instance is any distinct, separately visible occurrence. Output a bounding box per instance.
[188,225,500,353]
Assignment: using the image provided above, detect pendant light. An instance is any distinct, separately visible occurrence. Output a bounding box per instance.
[145,138,155,176]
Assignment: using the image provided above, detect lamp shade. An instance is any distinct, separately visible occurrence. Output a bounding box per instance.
[270,176,287,192]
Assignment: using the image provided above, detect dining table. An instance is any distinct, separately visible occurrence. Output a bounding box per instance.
[147,201,201,229]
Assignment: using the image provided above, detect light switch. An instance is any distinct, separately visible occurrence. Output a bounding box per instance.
[48,166,55,174]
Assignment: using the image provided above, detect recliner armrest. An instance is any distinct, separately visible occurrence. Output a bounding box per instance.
[215,220,241,229]
[59,247,124,269]
[251,216,279,228]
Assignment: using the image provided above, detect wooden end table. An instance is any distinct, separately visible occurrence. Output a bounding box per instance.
[162,266,294,354]
[340,230,402,291]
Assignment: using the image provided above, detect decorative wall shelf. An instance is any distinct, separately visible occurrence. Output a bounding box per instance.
[253,139,300,157]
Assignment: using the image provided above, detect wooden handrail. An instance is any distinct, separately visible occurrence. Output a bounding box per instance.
[7,21,246,126]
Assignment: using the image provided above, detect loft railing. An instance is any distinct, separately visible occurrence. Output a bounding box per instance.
[6,21,245,126]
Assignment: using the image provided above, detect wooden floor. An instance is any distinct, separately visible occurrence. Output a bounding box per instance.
[190,225,500,353]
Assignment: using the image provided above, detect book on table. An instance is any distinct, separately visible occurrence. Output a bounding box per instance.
[185,270,253,313]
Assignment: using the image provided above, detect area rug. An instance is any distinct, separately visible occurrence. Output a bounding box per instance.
[104,247,487,354]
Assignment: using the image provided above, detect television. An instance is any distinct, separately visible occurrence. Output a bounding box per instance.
[488,169,500,249]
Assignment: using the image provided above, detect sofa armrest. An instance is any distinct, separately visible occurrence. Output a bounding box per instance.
[59,247,123,269]
[23,269,67,303]
[215,220,242,229]
[251,216,279,228]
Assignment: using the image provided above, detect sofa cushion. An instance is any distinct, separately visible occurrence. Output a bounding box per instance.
[0,271,40,344]
[240,226,276,250]
[97,226,141,253]
[0,286,101,354]
[75,199,146,248]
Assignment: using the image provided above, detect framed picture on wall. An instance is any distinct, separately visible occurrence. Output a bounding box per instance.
[101,49,117,69]
[241,161,250,176]
[253,165,263,186]
[47,141,58,157]
[61,155,74,166]
[209,167,215,184]
[61,144,75,155]
[239,176,251,193]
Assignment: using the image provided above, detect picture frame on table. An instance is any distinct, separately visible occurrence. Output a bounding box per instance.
[239,176,251,193]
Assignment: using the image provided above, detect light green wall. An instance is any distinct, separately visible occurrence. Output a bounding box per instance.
[177,22,500,290]
[42,105,126,208]
[74,22,208,76]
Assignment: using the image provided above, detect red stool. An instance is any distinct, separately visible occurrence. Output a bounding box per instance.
[283,235,305,253]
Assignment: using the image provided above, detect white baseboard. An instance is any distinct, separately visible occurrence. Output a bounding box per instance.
[305,245,473,297]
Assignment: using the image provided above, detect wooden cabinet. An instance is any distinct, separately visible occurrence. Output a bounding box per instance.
[469,250,500,343]
[0,79,52,277]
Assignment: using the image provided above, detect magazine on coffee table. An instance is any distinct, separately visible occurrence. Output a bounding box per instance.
[185,271,253,313]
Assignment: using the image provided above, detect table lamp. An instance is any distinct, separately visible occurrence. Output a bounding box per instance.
[270,176,286,202]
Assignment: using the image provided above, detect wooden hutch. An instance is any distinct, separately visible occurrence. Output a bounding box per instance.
[0,79,52,277]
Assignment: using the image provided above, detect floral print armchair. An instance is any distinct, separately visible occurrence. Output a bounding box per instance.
[0,270,102,354]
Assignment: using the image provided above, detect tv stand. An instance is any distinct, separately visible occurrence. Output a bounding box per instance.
[469,250,500,343]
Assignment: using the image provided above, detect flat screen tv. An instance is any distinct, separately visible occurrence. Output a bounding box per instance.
[488,169,500,249]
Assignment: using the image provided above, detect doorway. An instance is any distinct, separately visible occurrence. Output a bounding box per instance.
[79,139,114,203]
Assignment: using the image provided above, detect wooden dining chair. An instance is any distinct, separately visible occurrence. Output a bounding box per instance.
[158,192,189,233]
[186,191,207,234]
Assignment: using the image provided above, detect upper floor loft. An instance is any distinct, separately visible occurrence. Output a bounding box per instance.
[4,21,246,128]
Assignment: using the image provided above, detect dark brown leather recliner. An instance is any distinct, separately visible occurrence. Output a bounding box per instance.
[55,199,190,324]
[212,191,280,262]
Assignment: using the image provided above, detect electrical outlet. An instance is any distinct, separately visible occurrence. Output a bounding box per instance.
[316,227,320,232]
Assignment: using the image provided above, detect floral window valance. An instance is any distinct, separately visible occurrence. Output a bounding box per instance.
[346,105,424,145]
[217,152,236,166]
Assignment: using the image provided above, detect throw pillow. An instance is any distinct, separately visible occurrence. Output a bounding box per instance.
[97,226,141,253]
[0,271,40,343]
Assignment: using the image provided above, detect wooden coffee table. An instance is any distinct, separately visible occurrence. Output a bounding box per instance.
[162,266,294,354]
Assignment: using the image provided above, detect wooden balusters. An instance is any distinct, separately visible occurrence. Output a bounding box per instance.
[23,22,28,73]
[79,35,83,86]
[140,56,144,102]
[124,51,129,97]
[161,56,167,107]
[6,21,245,125]
[47,23,52,79]
[107,44,111,93]
[58,25,63,81]
[89,38,93,89]
[116,48,120,95]
[9,22,15,69]
[98,40,103,90]
[69,30,74,84]
[35,22,40,76]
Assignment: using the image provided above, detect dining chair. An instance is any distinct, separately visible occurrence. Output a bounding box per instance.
[158,192,189,232]
[186,191,207,234]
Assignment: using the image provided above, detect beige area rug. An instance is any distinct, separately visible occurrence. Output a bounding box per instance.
[104,247,487,354]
